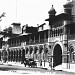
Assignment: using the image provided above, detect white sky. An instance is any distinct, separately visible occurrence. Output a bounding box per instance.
[0,0,69,30]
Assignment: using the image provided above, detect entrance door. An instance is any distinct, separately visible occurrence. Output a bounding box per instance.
[53,44,62,67]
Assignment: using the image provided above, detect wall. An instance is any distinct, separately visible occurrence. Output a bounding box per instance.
[12,25,22,34]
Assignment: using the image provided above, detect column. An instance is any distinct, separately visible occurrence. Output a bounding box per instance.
[44,31,46,42]
[14,49,16,61]
[18,49,19,62]
[16,39,17,46]
[54,29,55,37]
[10,50,11,61]
[51,56,54,70]
[39,33,40,43]
[56,29,58,36]
[22,48,25,63]
[19,39,20,46]
[10,40,12,47]
[13,50,14,61]
[6,49,9,62]
[34,35,35,43]
[21,49,22,61]
[20,49,21,62]
[15,49,17,62]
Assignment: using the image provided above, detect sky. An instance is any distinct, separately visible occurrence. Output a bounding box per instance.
[0,0,69,30]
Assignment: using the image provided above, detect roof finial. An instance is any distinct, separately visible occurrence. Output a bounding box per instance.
[48,5,56,15]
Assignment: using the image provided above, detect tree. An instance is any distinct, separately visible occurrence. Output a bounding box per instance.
[3,26,12,33]
[2,26,12,37]
[0,12,6,21]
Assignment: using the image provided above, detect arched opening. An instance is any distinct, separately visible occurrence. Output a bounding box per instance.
[11,50,13,61]
[53,44,62,67]
[26,47,29,54]
[19,49,21,62]
[22,48,25,63]
[0,51,1,61]
[69,46,74,63]
[16,50,18,62]
[34,46,38,54]
[13,50,15,61]
[29,46,33,54]
[8,50,10,61]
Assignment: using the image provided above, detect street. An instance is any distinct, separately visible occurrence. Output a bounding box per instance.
[0,64,75,75]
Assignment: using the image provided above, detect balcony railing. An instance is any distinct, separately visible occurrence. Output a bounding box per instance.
[9,43,21,47]
[9,38,48,47]
[26,38,48,45]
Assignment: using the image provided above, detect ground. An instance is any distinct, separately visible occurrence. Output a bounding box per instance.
[0,64,75,75]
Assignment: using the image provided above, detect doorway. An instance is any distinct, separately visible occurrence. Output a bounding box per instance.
[53,44,62,67]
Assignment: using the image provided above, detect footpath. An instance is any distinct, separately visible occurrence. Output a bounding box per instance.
[0,61,75,73]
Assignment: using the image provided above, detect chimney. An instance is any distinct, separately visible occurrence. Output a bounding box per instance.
[11,23,22,34]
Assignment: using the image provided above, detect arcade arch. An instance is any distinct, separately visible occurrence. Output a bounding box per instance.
[53,44,62,67]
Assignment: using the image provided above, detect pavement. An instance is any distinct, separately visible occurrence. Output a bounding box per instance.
[0,61,75,73]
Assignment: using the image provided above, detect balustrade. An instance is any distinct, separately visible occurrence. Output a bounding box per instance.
[50,28,63,37]
[9,42,21,47]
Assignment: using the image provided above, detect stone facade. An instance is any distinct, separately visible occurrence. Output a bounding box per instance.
[0,0,75,70]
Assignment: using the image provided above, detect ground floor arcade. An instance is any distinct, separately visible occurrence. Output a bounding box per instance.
[0,41,75,69]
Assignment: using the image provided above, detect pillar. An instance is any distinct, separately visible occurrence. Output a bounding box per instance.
[21,48,22,61]
[51,56,54,70]
[18,49,19,61]
[10,49,13,61]
[0,51,1,61]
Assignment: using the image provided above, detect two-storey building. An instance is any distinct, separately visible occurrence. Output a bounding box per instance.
[1,0,75,70]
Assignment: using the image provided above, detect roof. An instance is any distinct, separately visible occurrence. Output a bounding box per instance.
[38,23,46,27]
[65,23,75,27]
[11,23,21,26]
[63,1,73,8]
[45,13,71,24]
